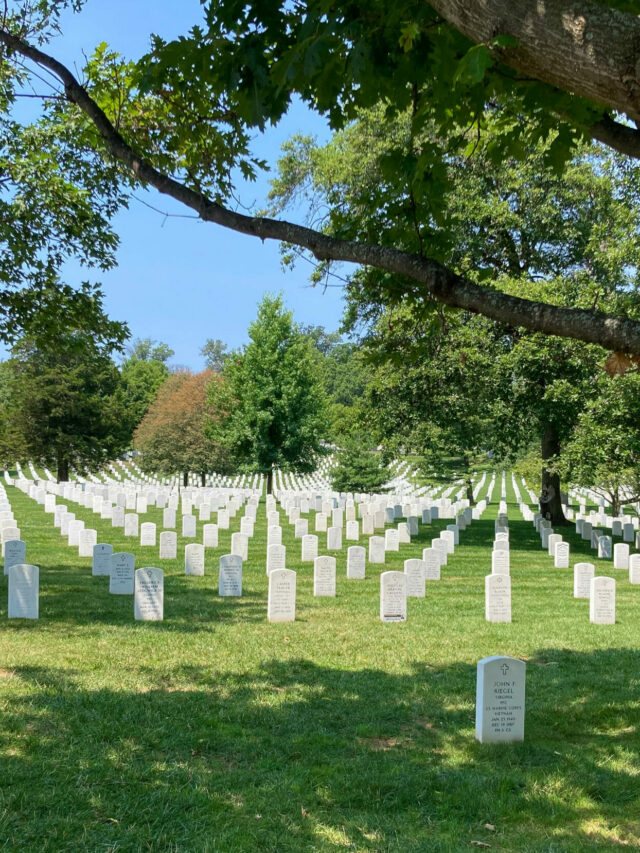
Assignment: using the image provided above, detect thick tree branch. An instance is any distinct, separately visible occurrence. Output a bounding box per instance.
[3,27,640,353]
[429,0,640,120]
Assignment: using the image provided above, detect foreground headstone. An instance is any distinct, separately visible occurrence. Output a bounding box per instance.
[4,539,26,576]
[630,553,640,584]
[422,547,441,581]
[203,523,218,548]
[589,576,615,624]
[573,562,595,599]
[314,555,336,596]
[369,536,386,564]
[613,543,630,570]
[404,559,426,598]
[93,543,114,576]
[268,568,296,622]
[219,554,243,596]
[267,543,286,575]
[185,543,205,576]
[327,526,342,550]
[554,542,570,569]
[8,564,39,618]
[231,532,248,561]
[475,656,525,743]
[134,567,164,621]
[347,545,366,579]
[110,552,135,594]
[140,522,156,547]
[492,550,510,575]
[485,574,512,623]
[301,534,318,562]
[159,531,177,560]
[380,571,407,622]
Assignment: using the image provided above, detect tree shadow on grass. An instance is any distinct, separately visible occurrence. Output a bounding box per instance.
[1,649,639,851]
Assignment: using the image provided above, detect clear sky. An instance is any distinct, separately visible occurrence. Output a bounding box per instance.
[45,0,348,368]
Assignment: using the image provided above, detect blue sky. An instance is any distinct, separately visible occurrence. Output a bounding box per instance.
[46,0,349,368]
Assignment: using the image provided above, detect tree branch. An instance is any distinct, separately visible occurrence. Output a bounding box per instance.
[4,27,640,352]
[429,0,640,120]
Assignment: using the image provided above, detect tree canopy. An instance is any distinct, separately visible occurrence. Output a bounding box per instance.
[209,294,327,492]
[2,2,640,351]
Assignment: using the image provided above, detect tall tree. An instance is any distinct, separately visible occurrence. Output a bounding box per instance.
[0,294,129,481]
[133,369,231,486]
[200,338,229,373]
[209,294,327,493]
[271,114,640,522]
[3,3,640,351]
[119,339,174,444]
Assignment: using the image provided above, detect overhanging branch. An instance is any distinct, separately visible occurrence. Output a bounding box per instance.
[3,27,640,352]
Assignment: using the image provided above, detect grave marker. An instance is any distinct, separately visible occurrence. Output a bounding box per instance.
[347,545,366,579]
[573,562,595,598]
[159,531,177,560]
[485,574,511,622]
[134,567,163,621]
[110,552,135,594]
[185,543,205,575]
[380,571,407,622]
[267,568,296,622]
[8,564,38,619]
[314,555,336,596]
[475,656,525,743]
[589,576,615,624]
[93,543,114,576]
[219,554,243,596]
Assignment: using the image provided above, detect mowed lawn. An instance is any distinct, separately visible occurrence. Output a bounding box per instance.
[1,478,639,852]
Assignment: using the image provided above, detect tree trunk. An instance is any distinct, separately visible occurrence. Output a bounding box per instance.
[540,423,567,525]
[611,488,620,518]
[183,471,188,487]
[200,472,206,487]
[466,477,476,506]
[56,449,69,483]
[267,469,273,495]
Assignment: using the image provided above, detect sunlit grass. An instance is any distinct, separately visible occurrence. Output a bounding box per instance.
[0,477,639,851]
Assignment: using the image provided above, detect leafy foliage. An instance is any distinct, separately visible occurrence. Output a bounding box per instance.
[209,294,327,487]
[330,439,389,493]
[133,369,231,481]
[0,297,128,480]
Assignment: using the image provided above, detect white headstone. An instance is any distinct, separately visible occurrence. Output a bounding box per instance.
[268,568,296,622]
[554,542,570,569]
[404,558,425,598]
[217,508,230,529]
[162,507,176,528]
[301,534,318,562]
[380,571,407,622]
[140,522,156,547]
[79,528,97,557]
[92,543,114,576]
[315,512,328,532]
[8,564,38,619]
[369,536,386,564]
[267,543,286,575]
[384,529,399,551]
[110,552,135,594]
[124,514,139,537]
[597,536,612,559]
[203,523,218,548]
[573,562,595,598]
[182,514,197,537]
[589,576,615,624]
[219,554,243,596]
[134,567,163,620]
[475,656,525,743]
[422,547,441,581]
[345,520,359,541]
[327,526,342,550]
[346,545,366,579]
[629,553,640,584]
[185,543,205,575]
[613,542,630,570]
[485,574,511,622]
[492,549,510,575]
[4,539,26,576]
[314,555,336,596]
[159,531,177,560]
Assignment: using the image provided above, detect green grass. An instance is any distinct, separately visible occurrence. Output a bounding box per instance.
[1,478,639,851]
